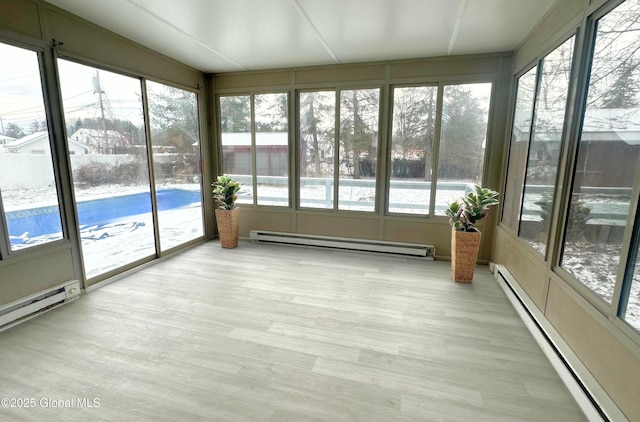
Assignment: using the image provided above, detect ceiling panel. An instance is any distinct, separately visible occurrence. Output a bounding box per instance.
[131,0,338,70]
[46,0,243,72]
[452,0,558,55]
[44,0,558,73]
[298,0,458,62]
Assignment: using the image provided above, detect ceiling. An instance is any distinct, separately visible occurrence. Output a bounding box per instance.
[45,0,557,74]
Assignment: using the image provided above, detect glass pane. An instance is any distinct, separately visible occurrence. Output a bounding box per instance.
[388,86,437,215]
[435,83,492,215]
[338,89,380,212]
[560,1,640,303]
[255,93,288,206]
[147,81,204,251]
[299,91,336,209]
[519,37,574,255]
[220,96,252,204]
[502,68,538,229]
[58,59,155,278]
[622,248,640,331]
[0,42,63,251]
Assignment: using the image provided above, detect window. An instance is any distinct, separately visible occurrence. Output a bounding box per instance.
[388,86,437,215]
[435,83,492,215]
[297,88,380,212]
[561,0,640,304]
[219,93,289,206]
[299,91,336,209]
[502,67,538,230]
[338,89,380,212]
[220,95,252,204]
[620,211,640,332]
[58,59,155,278]
[147,80,204,251]
[519,37,575,255]
[255,93,289,206]
[0,42,64,252]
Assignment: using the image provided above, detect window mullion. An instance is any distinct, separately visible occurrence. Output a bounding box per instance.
[251,94,258,205]
[429,82,445,217]
[0,192,9,258]
[140,79,161,258]
[333,90,340,211]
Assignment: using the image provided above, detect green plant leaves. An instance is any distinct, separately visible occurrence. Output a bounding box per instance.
[445,184,499,232]
[212,175,241,209]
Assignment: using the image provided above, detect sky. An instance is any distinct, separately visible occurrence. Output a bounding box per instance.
[0,42,146,137]
[0,43,46,133]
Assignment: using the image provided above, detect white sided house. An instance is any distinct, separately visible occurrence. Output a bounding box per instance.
[0,134,15,145]
[69,128,129,154]
[2,131,87,155]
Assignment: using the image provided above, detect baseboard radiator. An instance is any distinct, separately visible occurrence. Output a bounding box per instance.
[249,230,435,258]
[0,280,81,332]
[494,265,626,422]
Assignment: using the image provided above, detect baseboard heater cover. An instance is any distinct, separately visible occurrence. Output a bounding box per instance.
[0,280,81,332]
[494,265,627,422]
[249,230,435,258]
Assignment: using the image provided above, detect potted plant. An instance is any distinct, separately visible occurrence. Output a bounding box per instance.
[212,175,241,248]
[445,185,500,282]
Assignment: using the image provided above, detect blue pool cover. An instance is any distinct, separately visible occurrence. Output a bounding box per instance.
[6,188,201,246]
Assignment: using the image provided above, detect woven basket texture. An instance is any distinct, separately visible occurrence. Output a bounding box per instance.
[451,227,481,283]
[215,208,240,249]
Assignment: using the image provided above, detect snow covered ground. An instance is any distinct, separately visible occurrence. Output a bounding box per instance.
[80,203,203,278]
[4,183,204,278]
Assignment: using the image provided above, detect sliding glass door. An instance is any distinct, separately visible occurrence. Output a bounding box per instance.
[147,81,204,251]
[58,60,155,278]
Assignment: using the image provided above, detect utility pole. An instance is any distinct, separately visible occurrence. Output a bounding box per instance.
[93,70,108,153]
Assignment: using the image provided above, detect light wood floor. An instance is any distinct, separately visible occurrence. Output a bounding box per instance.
[0,241,586,421]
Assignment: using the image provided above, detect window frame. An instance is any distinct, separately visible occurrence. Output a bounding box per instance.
[514,35,578,261]
[296,86,384,214]
[385,80,495,218]
[433,81,495,218]
[385,83,440,217]
[542,0,640,343]
[217,91,292,209]
[54,53,208,282]
[143,78,207,254]
[501,64,539,233]
[0,40,70,260]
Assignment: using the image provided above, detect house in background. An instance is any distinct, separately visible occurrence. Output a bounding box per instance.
[222,132,288,176]
[2,131,87,155]
[69,128,129,154]
[513,108,640,187]
[0,134,15,145]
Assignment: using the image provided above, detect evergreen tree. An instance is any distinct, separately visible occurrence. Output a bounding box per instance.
[602,63,640,108]
[4,123,25,139]
[392,86,436,179]
[299,92,335,177]
[438,85,486,181]
[339,89,379,179]
[255,93,288,132]
[147,85,199,135]
[220,96,250,132]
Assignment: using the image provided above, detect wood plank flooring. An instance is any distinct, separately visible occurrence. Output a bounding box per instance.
[0,241,587,421]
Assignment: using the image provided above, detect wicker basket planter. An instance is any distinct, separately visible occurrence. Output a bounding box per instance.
[451,227,482,283]
[215,207,240,249]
